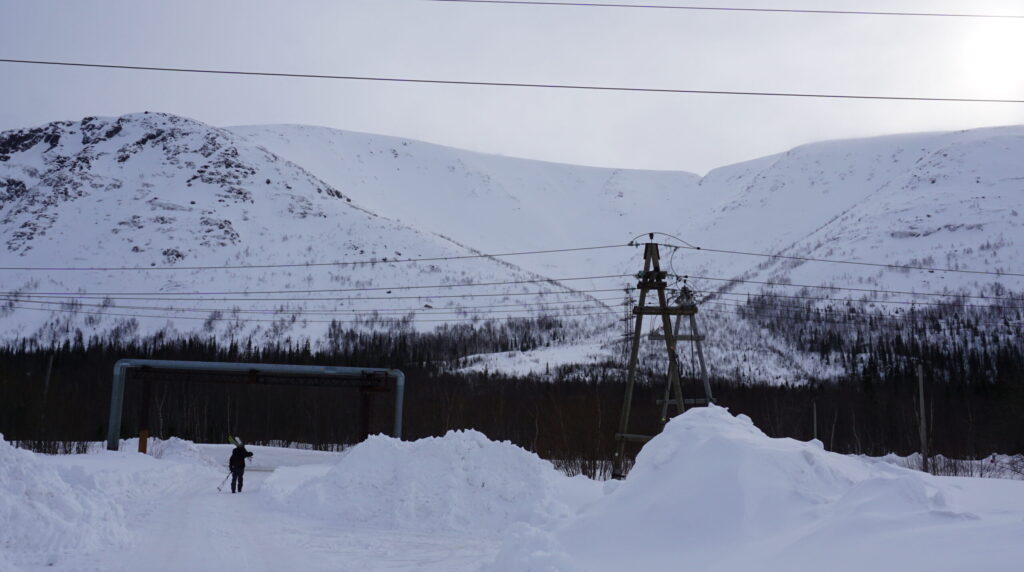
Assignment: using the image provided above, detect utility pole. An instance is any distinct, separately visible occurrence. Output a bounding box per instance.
[612,236,714,479]
[918,363,929,473]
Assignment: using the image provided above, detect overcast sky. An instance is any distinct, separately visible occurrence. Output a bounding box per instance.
[1,0,1023,174]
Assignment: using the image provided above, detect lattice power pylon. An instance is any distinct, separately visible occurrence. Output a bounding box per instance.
[612,238,714,479]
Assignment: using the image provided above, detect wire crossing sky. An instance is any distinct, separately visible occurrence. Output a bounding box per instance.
[2,0,1023,173]
[426,0,1024,19]
[2,59,1022,104]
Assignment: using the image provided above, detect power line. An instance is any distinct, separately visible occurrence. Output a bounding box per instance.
[428,0,1024,19]
[3,296,624,316]
[0,243,628,272]
[674,244,1024,278]
[0,273,631,297]
[700,297,1024,327]
[682,274,1024,302]
[729,304,1024,328]
[698,289,1024,312]
[2,287,628,303]
[21,268,1005,303]
[690,301,1024,329]
[621,301,1023,332]
[4,302,622,324]
[2,58,1022,104]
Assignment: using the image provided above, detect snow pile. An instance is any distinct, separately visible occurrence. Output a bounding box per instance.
[0,435,129,568]
[492,406,1024,572]
[264,430,598,534]
[148,436,222,468]
[60,451,220,511]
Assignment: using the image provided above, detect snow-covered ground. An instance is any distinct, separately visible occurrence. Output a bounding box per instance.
[4,407,1024,571]
[458,341,615,378]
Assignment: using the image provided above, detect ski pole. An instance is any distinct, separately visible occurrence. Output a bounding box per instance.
[216,471,231,492]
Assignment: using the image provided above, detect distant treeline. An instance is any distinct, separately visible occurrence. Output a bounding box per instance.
[2,304,1022,477]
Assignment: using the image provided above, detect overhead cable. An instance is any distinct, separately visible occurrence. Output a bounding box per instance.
[428,0,1024,19]
[681,274,1024,302]
[2,302,621,324]
[0,243,628,272]
[3,287,628,303]
[2,59,1022,104]
[4,296,624,316]
[674,244,1024,278]
[0,273,631,297]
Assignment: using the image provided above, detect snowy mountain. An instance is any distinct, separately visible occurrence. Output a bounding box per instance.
[232,122,1024,299]
[656,127,1024,382]
[230,124,698,279]
[1,112,1022,382]
[683,126,1024,293]
[0,113,616,347]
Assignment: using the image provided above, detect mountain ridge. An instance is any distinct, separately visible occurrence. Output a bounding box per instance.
[1,111,1022,382]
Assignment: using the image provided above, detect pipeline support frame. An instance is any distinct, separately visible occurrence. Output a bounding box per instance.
[106,359,405,451]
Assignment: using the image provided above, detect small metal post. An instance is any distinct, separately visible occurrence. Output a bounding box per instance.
[391,370,405,439]
[107,362,128,451]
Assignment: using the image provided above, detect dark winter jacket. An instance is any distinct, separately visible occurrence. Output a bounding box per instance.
[229,446,253,471]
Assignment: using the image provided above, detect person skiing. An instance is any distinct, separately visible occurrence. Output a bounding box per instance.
[228,437,254,494]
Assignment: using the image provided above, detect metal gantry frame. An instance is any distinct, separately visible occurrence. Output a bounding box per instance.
[106,359,406,451]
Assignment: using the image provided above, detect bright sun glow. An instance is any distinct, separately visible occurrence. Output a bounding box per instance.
[959,21,1024,97]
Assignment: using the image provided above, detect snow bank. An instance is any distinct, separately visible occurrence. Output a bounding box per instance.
[143,436,221,468]
[264,430,599,534]
[0,435,223,568]
[492,406,1024,571]
[0,435,129,568]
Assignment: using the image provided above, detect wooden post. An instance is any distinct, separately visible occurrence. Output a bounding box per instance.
[812,400,818,442]
[651,246,686,425]
[689,313,713,402]
[613,240,715,479]
[918,364,929,473]
[613,244,653,479]
[138,376,152,454]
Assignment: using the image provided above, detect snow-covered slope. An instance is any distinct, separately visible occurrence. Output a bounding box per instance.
[1,113,1022,380]
[645,127,1024,382]
[230,124,698,278]
[683,126,1024,295]
[0,113,616,346]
